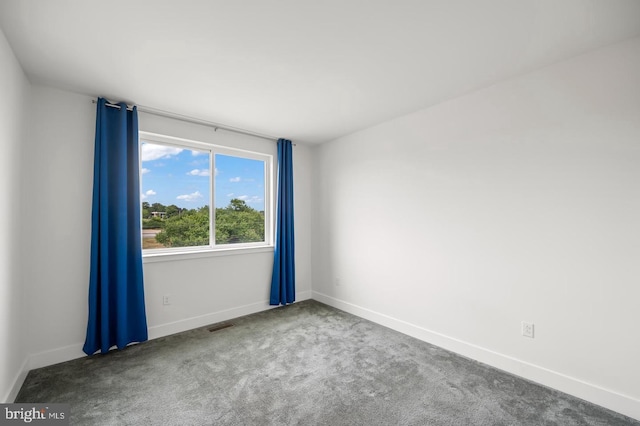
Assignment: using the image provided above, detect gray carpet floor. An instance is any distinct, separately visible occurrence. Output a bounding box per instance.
[16,300,638,425]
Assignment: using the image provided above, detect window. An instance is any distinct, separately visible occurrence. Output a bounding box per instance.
[139,132,272,254]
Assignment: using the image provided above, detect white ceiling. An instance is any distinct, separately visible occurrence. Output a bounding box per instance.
[1,1,640,144]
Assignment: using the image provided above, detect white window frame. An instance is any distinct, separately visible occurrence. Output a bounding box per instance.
[139,131,274,261]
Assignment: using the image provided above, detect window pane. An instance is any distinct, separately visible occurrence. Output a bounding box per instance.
[140,141,211,249]
[214,154,265,244]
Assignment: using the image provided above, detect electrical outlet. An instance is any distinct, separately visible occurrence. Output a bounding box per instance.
[522,321,534,338]
[163,295,171,305]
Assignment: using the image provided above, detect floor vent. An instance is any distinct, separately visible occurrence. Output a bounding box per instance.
[208,323,234,333]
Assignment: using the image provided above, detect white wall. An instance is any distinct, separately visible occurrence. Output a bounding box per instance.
[21,86,95,368]
[312,37,640,419]
[0,27,29,403]
[20,86,313,369]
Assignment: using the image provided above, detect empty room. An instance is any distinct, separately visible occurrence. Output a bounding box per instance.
[0,1,639,425]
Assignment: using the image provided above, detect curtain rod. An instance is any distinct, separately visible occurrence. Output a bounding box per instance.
[91,99,287,143]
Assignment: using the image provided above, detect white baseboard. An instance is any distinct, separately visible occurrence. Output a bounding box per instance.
[28,343,85,371]
[20,290,314,385]
[297,290,313,301]
[3,357,29,403]
[147,290,312,340]
[312,291,640,422]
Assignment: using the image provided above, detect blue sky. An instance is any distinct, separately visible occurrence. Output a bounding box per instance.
[140,142,265,211]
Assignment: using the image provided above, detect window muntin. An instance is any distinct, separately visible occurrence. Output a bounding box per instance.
[139,132,272,254]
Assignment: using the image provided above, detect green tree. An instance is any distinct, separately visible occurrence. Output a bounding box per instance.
[142,201,151,219]
[150,199,264,248]
[151,202,166,213]
[156,208,209,247]
[228,198,251,212]
[165,204,180,218]
[215,199,264,244]
[142,217,164,229]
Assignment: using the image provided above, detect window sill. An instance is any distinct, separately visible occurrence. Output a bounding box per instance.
[142,245,274,263]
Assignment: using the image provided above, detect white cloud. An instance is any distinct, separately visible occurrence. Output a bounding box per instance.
[187,169,210,176]
[141,168,150,175]
[141,189,156,200]
[191,150,204,156]
[237,195,263,204]
[141,144,183,161]
[176,191,203,202]
[226,193,234,197]
[229,176,241,183]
